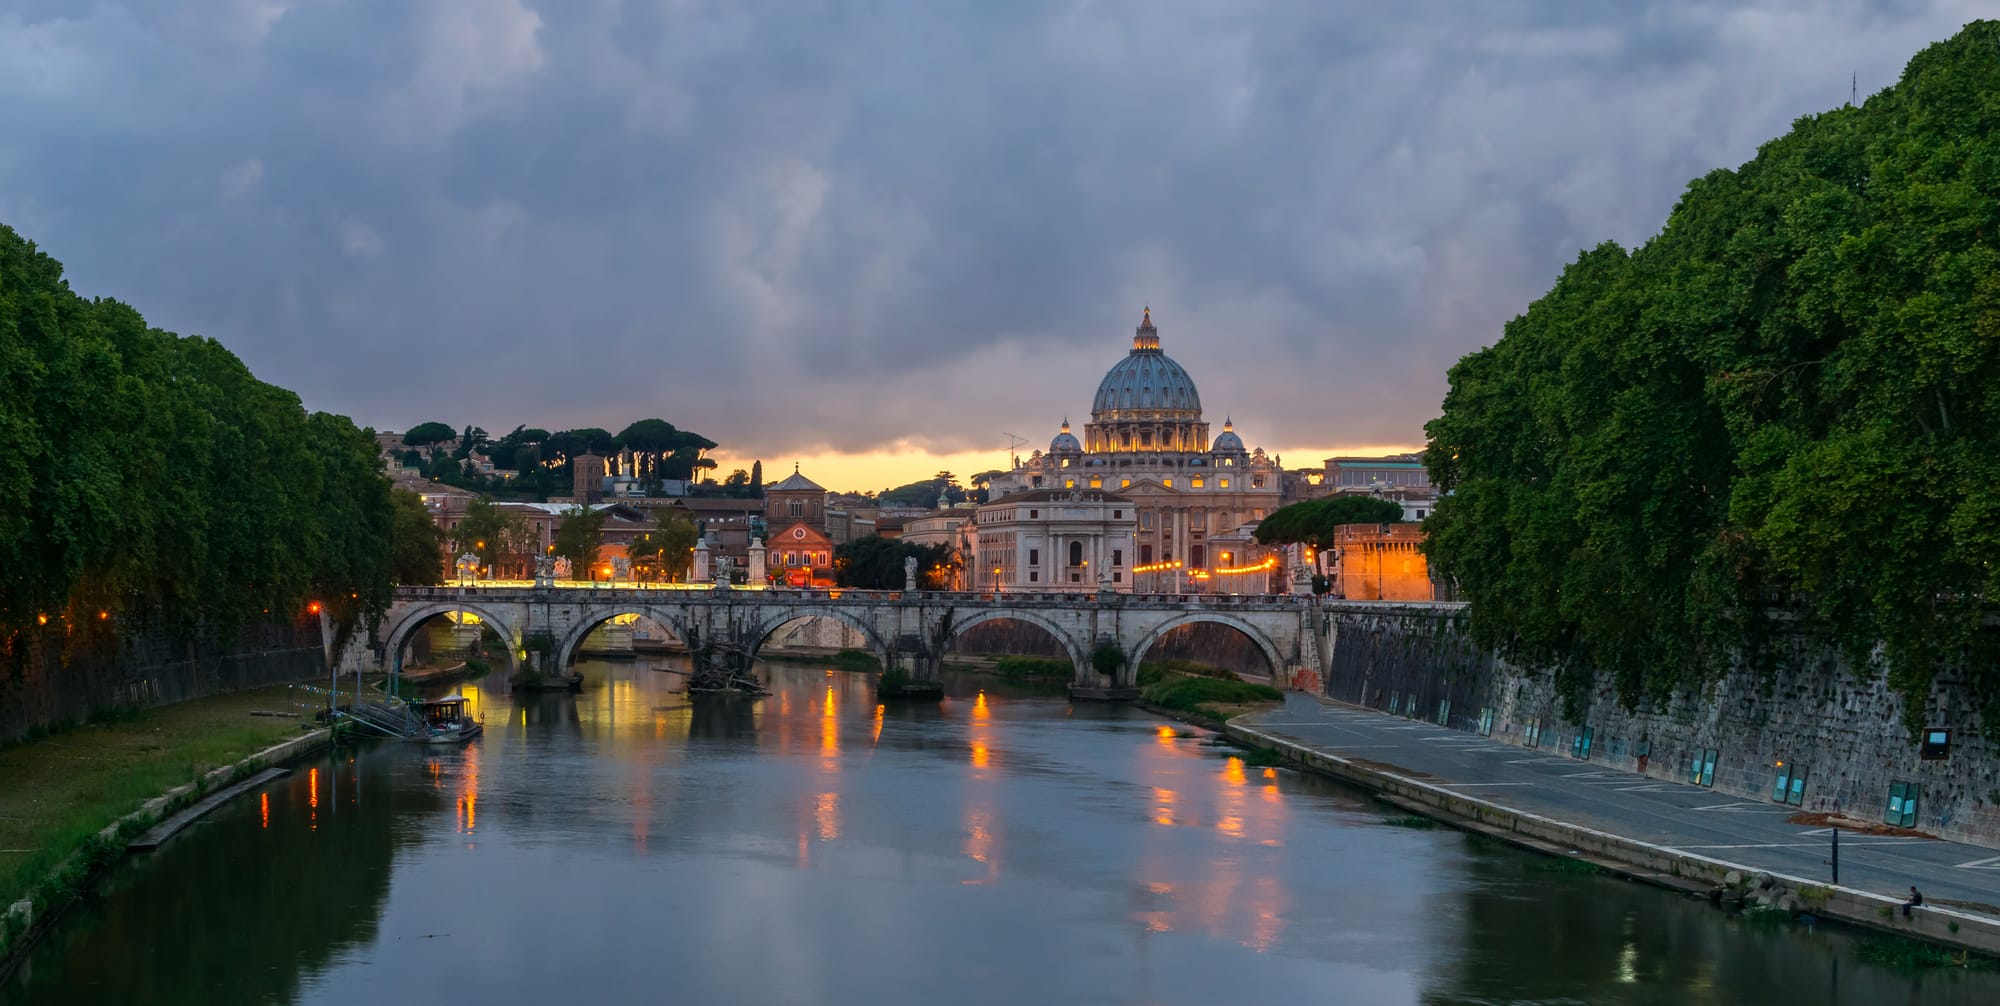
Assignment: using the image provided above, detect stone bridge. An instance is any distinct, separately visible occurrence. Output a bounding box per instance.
[338,585,1340,698]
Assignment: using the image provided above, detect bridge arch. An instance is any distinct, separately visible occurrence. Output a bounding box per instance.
[745,606,891,669]
[550,604,692,670]
[380,600,525,676]
[944,609,1087,682]
[1126,612,1285,688]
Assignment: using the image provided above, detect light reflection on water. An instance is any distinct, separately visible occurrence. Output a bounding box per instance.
[5,656,1998,1006]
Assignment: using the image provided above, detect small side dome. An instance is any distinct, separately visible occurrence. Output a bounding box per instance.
[1211,417,1245,453]
[1050,418,1082,453]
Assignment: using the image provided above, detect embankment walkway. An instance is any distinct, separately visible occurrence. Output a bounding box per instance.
[1231,694,2000,954]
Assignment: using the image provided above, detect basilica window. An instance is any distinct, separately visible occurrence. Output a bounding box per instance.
[1029,509,1038,518]
[1029,571,1039,583]
[1252,476,1265,488]
[1120,479,1131,488]
[1064,478,1076,489]
[1140,544,1153,564]
[1191,545,1206,567]
[1069,542,1083,567]
[789,499,803,517]
[1112,510,1122,519]
[1162,478,1172,488]
[1140,511,1153,530]
[1191,476,1205,488]
[1061,457,1072,468]
[1028,548,1040,566]
[1112,549,1123,566]
[1219,478,1230,489]
[1090,476,1102,488]
[1139,430,1152,446]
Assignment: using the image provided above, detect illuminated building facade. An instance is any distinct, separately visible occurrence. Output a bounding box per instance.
[986,309,1284,591]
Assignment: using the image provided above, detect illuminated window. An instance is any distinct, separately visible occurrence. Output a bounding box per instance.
[1163,478,1173,488]
[1120,479,1131,488]
[1191,477,1204,488]
[1219,478,1230,488]
[1090,476,1102,488]
[1064,478,1076,488]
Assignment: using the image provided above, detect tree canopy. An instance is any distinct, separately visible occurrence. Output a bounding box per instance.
[833,537,955,590]
[1422,22,2000,724]
[402,421,456,446]
[0,223,404,636]
[1254,495,1406,546]
[551,506,605,577]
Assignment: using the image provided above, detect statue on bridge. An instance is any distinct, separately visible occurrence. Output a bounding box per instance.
[904,555,919,592]
[611,556,631,582]
[533,552,556,587]
[715,555,735,590]
[455,553,480,584]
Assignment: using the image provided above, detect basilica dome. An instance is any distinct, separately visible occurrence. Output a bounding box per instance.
[1050,419,1081,453]
[1090,308,1202,418]
[1211,419,1244,453]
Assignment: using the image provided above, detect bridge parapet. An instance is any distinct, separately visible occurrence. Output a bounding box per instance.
[352,585,1331,698]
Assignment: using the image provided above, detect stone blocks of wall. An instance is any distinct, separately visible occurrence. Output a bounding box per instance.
[1323,602,2000,847]
[0,615,325,743]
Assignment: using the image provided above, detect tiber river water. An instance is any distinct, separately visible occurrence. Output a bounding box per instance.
[6,658,1998,1005]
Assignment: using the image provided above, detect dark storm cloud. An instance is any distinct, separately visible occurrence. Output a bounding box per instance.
[0,0,1981,456]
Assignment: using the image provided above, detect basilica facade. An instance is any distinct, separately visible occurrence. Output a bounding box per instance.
[984,309,1283,591]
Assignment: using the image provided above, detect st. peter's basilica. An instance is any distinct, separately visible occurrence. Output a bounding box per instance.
[981,308,1283,591]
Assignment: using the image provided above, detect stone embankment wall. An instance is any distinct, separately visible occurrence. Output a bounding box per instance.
[0,615,325,743]
[1323,602,2000,846]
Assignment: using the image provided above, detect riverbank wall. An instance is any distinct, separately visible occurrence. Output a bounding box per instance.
[1223,716,2000,956]
[1318,602,2000,847]
[0,614,326,744]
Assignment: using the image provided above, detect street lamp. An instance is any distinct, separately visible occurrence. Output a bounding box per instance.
[993,566,1002,593]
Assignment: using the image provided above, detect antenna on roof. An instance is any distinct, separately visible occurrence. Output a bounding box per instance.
[1000,430,1032,468]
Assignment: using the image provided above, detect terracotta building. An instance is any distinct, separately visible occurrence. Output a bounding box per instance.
[1331,523,1435,601]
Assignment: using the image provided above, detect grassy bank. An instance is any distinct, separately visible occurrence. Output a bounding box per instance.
[761,648,882,673]
[0,684,311,914]
[1137,666,1282,729]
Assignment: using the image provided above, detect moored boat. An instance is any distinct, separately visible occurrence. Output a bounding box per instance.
[411,694,483,744]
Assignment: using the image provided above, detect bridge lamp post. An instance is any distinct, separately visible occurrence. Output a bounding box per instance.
[992,566,1002,593]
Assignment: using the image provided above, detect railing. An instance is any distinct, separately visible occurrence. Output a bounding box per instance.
[394,583,1319,609]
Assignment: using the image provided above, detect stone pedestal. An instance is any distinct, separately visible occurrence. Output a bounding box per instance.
[693,537,711,582]
[748,537,767,585]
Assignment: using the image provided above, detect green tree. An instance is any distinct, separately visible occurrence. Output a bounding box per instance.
[551,506,606,579]
[1422,21,2000,726]
[627,514,698,582]
[833,536,952,589]
[451,498,528,574]
[402,422,455,447]
[0,221,400,639]
[1253,495,1406,546]
[386,489,443,585]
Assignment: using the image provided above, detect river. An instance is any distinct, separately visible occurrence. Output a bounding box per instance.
[5,658,1994,1005]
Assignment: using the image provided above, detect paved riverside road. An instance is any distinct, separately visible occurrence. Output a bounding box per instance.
[1238,694,2000,920]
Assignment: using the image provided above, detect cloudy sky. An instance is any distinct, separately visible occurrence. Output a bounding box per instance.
[0,1,1982,490]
